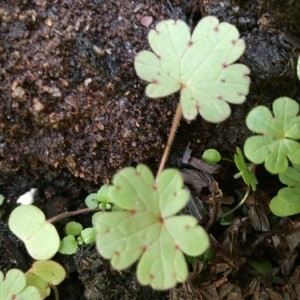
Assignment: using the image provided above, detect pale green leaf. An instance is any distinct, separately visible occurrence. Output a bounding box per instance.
[81,227,96,244]
[270,166,300,217]
[0,269,41,300]
[8,205,60,260]
[279,166,300,187]
[95,164,210,290]
[134,17,250,122]
[27,260,66,286]
[270,188,300,217]
[26,261,66,298]
[244,97,300,174]
[65,221,83,236]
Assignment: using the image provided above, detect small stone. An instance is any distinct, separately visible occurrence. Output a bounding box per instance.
[141,16,153,28]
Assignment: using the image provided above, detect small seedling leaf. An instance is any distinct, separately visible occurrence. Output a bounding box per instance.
[81,227,96,244]
[85,193,98,209]
[134,17,250,122]
[59,235,78,255]
[26,260,66,298]
[202,148,221,164]
[0,269,41,300]
[234,147,258,190]
[95,164,209,290]
[244,97,300,174]
[0,194,4,206]
[8,205,60,260]
[65,221,83,236]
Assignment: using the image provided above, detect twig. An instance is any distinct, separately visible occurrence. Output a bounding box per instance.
[47,207,99,223]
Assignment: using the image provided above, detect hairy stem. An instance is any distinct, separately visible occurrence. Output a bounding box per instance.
[156,102,182,181]
[47,207,99,224]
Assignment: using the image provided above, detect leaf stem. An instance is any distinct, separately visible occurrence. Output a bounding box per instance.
[220,185,251,220]
[47,207,99,224]
[156,102,182,181]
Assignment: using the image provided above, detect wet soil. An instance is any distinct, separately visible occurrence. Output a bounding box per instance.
[0,0,300,299]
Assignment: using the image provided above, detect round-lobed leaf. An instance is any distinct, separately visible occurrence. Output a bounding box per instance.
[8,205,60,260]
[0,269,41,300]
[26,260,66,298]
[202,148,221,164]
[270,189,300,217]
[59,235,78,255]
[134,16,250,122]
[95,164,210,290]
[244,97,300,174]
[81,227,96,244]
[65,221,83,236]
[270,166,300,217]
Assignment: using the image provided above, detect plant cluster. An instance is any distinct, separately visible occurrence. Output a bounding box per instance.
[0,260,65,300]
[2,16,300,298]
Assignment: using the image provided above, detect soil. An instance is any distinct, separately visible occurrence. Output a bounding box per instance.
[0,0,300,299]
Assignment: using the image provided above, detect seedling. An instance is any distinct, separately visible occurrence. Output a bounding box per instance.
[220,148,257,225]
[8,205,60,260]
[94,164,209,290]
[0,269,41,300]
[270,165,300,216]
[234,147,257,191]
[202,148,221,164]
[25,260,66,299]
[59,221,96,255]
[244,97,300,174]
[85,184,112,210]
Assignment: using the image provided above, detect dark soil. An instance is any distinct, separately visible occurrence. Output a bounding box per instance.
[0,0,300,299]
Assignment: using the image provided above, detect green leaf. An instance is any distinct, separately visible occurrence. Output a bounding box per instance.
[244,97,300,174]
[247,257,272,277]
[134,17,250,123]
[270,166,300,216]
[26,260,66,298]
[27,260,66,285]
[95,164,210,290]
[279,166,300,187]
[8,205,60,260]
[65,221,83,236]
[270,190,300,217]
[0,269,41,300]
[234,147,258,190]
[59,235,78,255]
[202,148,221,164]
[81,227,96,244]
[85,193,99,209]
[96,184,111,204]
